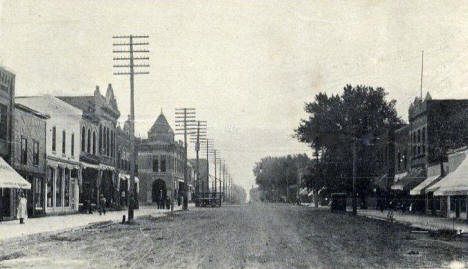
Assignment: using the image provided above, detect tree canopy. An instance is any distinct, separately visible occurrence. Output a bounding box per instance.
[295,85,403,196]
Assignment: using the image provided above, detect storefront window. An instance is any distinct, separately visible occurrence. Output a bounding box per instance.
[34,177,43,209]
[64,169,70,207]
[56,167,63,207]
[47,167,54,207]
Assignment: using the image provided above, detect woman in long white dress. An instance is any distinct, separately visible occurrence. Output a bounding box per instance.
[17,192,27,224]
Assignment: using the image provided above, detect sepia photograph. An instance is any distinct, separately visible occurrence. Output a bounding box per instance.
[0,0,468,268]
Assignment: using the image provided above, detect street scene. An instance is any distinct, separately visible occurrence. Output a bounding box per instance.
[2,0,468,268]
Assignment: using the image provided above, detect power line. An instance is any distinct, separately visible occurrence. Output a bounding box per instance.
[112,34,150,221]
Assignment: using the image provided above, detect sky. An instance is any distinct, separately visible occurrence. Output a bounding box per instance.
[1,0,468,196]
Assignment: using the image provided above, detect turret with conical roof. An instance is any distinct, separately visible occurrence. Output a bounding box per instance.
[148,112,174,142]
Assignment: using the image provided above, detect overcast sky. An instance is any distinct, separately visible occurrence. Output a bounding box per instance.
[1,0,468,195]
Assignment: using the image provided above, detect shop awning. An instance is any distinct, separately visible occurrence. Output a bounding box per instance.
[410,174,441,196]
[0,157,31,189]
[373,174,388,190]
[119,173,129,181]
[391,168,425,191]
[81,162,100,170]
[394,172,407,182]
[433,156,468,196]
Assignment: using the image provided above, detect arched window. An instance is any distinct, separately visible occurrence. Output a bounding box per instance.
[92,132,96,155]
[99,125,102,154]
[81,127,86,152]
[87,129,91,153]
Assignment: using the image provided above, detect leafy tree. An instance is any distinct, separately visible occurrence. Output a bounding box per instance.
[253,154,310,202]
[295,85,403,198]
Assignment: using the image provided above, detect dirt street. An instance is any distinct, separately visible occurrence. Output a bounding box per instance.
[0,203,467,268]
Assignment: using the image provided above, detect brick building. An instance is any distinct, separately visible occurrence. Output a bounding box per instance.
[390,93,468,214]
[58,84,121,209]
[138,112,188,206]
[0,66,30,220]
[12,103,49,217]
[116,116,139,208]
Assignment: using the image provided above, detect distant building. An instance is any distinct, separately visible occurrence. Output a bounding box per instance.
[12,103,49,217]
[137,112,187,205]
[189,158,208,193]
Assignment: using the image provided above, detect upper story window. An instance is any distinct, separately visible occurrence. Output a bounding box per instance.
[87,129,91,153]
[52,126,56,152]
[62,130,66,154]
[161,157,166,172]
[92,132,96,155]
[21,137,27,164]
[0,104,7,140]
[153,158,159,172]
[33,140,39,166]
[417,129,421,143]
[99,125,102,153]
[71,133,75,156]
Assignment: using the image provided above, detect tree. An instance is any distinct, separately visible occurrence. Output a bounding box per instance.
[253,154,310,203]
[295,85,403,198]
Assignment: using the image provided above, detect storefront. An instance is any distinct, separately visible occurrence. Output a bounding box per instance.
[430,149,468,219]
[0,157,31,220]
[45,160,80,214]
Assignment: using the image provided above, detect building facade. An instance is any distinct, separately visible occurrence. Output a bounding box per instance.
[16,95,82,214]
[0,66,16,219]
[12,103,49,217]
[116,117,138,208]
[58,84,121,209]
[138,112,187,206]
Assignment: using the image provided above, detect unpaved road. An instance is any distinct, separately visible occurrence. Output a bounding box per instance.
[0,203,467,268]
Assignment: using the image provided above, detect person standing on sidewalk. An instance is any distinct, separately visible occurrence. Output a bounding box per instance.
[99,194,107,215]
[17,192,27,224]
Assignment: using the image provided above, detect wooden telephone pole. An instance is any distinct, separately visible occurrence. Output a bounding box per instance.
[112,34,149,222]
[175,108,196,210]
[189,121,207,201]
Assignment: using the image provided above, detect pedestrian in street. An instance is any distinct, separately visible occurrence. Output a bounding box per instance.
[17,192,27,224]
[99,194,107,215]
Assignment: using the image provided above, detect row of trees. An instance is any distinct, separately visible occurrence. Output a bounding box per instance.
[229,184,247,204]
[254,84,468,206]
[294,85,403,203]
[253,85,404,204]
[253,154,310,202]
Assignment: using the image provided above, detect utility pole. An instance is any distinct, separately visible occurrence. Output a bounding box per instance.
[189,121,207,203]
[206,139,214,195]
[112,34,150,222]
[420,50,424,99]
[352,138,357,216]
[223,161,227,202]
[175,108,196,210]
[213,150,218,193]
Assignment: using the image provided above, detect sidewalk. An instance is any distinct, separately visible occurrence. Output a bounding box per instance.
[359,209,468,232]
[0,205,186,241]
